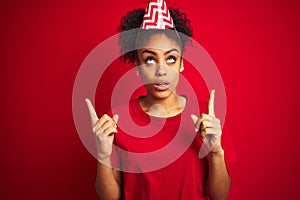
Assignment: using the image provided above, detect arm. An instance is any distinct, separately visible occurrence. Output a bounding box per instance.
[206,148,231,200]
[85,99,121,200]
[192,90,232,200]
[95,159,121,200]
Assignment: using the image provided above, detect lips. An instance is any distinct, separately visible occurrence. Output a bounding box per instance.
[153,81,169,91]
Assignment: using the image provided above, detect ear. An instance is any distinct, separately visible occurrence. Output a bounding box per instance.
[135,55,141,75]
[179,59,184,72]
[136,65,140,75]
[136,63,141,75]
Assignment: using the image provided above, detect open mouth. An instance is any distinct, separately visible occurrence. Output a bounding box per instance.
[153,81,170,91]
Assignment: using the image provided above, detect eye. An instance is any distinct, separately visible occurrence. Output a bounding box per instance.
[145,57,156,64]
[166,56,176,64]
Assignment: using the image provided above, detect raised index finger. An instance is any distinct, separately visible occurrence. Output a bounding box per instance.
[208,90,215,117]
[85,98,99,124]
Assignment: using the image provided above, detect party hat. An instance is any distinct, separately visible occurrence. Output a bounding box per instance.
[141,0,175,29]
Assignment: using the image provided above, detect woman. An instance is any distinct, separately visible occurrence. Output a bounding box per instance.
[86,1,234,199]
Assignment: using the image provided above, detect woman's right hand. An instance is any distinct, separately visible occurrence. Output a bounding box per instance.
[85,99,119,163]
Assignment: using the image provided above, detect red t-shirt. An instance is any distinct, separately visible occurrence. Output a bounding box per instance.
[110,97,236,200]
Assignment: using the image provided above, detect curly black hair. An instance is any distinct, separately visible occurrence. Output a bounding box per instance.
[118,7,193,65]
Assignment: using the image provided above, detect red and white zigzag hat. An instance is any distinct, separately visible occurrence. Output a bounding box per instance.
[141,0,175,29]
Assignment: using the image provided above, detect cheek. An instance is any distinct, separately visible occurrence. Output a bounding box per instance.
[165,69,180,89]
[170,73,180,86]
[167,67,180,79]
[140,71,154,84]
[139,66,157,79]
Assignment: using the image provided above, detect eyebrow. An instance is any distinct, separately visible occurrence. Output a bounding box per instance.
[142,48,179,55]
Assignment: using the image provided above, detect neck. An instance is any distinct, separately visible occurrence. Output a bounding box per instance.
[140,93,186,118]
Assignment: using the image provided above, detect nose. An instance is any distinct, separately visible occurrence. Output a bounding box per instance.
[155,64,167,76]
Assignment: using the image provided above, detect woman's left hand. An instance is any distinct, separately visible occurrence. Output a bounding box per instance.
[191,90,223,156]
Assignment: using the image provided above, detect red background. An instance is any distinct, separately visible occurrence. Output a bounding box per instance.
[1,0,299,199]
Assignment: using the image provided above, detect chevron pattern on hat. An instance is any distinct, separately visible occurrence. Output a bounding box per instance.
[141,0,174,29]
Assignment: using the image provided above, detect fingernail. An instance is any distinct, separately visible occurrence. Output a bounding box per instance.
[113,114,119,124]
[191,114,198,122]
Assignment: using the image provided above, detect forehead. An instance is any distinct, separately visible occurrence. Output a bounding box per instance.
[137,33,182,54]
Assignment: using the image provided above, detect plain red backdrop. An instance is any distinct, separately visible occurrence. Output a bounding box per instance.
[1,0,299,199]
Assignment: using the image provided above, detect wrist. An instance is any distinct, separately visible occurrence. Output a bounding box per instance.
[208,147,224,159]
[97,156,112,167]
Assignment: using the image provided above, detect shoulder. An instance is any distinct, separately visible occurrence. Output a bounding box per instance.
[108,97,150,126]
[184,97,208,115]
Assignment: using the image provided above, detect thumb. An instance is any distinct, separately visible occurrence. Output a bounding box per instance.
[191,114,199,132]
[191,114,198,125]
[113,114,119,126]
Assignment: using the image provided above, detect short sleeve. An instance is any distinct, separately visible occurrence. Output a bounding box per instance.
[110,138,122,170]
[221,125,237,164]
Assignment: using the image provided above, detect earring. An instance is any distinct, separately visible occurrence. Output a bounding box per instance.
[179,65,184,72]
